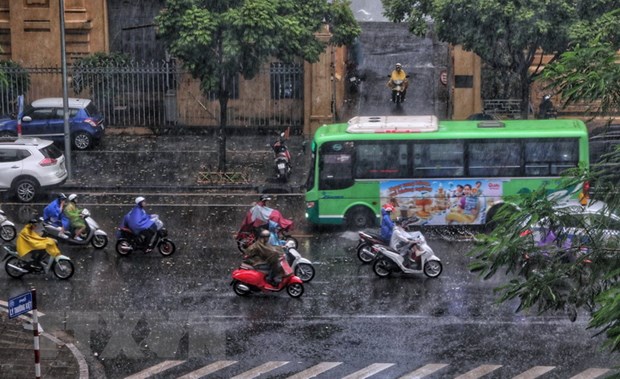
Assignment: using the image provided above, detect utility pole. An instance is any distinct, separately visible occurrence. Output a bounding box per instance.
[59,0,72,179]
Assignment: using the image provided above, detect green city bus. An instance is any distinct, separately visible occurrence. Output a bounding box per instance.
[304,115,590,228]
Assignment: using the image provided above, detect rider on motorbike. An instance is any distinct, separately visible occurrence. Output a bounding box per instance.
[64,193,86,240]
[243,229,285,285]
[16,217,61,269]
[389,218,423,268]
[380,205,395,242]
[124,196,158,252]
[386,63,408,102]
[43,193,70,236]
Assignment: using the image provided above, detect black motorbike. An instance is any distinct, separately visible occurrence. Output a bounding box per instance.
[2,244,74,280]
[272,131,291,182]
[115,217,175,257]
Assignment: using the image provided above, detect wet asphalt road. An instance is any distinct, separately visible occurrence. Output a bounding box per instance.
[0,198,616,378]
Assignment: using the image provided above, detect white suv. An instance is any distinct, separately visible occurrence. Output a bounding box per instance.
[0,138,68,202]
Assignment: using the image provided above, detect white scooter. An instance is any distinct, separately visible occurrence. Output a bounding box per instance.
[43,208,108,249]
[372,228,442,278]
[283,240,315,282]
[0,209,16,242]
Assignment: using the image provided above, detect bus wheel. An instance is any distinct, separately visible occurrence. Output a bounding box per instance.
[484,204,514,233]
[346,206,374,228]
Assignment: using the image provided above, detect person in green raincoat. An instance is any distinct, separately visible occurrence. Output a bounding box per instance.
[64,194,86,240]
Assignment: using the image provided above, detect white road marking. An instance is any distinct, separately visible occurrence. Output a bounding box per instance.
[454,365,502,379]
[124,360,185,379]
[399,363,449,378]
[570,368,612,379]
[341,363,395,379]
[176,360,237,379]
[230,361,289,379]
[286,362,343,379]
[512,366,555,379]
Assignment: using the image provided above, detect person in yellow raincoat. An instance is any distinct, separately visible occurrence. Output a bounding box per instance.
[386,63,409,102]
[16,218,61,268]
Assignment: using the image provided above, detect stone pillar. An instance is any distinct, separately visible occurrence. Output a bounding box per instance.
[451,45,482,120]
[304,24,334,137]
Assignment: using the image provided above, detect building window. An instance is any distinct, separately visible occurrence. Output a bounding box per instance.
[270,62,303,100]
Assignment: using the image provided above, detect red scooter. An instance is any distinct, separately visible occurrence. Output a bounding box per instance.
[231,256,304,298]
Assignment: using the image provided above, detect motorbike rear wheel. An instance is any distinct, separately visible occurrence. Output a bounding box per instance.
[115,239,133,256]
[5,257,26,278]
[373,258,392,277]
[423,260,443,278]
[158,239,176,256]
[53,259,75,280]
[356,243,375,264]
[1,225,16,242]
[232,280,250,296]
[286,283,304,298]
[294,263,315,282]
[91,235,108,249]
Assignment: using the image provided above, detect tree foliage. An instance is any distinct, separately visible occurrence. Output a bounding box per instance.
[541,9,620,117]
[156,0,360,170]
[381,0,619,116]
[469,151,620,351]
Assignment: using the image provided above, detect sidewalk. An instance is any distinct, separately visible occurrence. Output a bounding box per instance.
[0,311,86,379]
[61,128,311,194]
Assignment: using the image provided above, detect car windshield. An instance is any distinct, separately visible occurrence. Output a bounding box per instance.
[39,144,63,159]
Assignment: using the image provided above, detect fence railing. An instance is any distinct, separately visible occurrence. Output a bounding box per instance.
[0,62,304,132]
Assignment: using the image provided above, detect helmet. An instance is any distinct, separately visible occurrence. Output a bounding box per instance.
[260,194,272,202]
[259,229,271,238]
[384,204,394,213]
[58,193,67,200]
[395,63,402,68]
[543,94,551,101]
[29,217,43,224]
[68,194,78,202]
[135,196,146,205]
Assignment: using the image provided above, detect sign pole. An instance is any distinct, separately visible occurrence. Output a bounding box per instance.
[31,288,41,379]
[16,95,23,137]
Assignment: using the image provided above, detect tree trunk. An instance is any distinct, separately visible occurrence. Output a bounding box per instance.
[218,95,228,172]
[519,66,532,120]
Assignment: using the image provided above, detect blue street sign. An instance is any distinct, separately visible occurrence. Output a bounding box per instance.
[8,292,32,319]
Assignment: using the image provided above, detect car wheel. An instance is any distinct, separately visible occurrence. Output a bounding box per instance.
[13,178,38,203]
[73,132,92,150]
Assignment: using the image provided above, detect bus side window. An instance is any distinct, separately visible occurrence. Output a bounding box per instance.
[319,153,354,190]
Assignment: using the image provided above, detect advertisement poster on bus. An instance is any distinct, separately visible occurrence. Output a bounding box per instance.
[380,179,505,225]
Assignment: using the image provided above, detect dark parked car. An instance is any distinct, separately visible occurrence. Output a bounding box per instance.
[0,97,105,150]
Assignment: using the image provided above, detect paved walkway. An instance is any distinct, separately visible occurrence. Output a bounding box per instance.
[0,309,86,379]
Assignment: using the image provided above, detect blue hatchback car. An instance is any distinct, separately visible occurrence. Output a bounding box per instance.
[0,97,105,150]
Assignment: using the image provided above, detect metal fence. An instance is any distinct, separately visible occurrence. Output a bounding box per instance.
[0,61,304,131]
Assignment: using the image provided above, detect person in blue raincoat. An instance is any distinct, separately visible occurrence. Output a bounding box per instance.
[43,193,70,234]
[380,204,395,242]
[125,196,157,251]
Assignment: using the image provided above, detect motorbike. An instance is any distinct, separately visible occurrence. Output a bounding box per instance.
[371,230,443,278]
[231,256,304,298]
[388,75,410,105]
[43,208,108,249]
[283,240,315,282]
[355,217,419,264]
[115,215,175,257]
[2,244,74,280]
[0,209,16,242]
[237,227,297,252]
[272,131,292,182]
[538,95,558,119]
